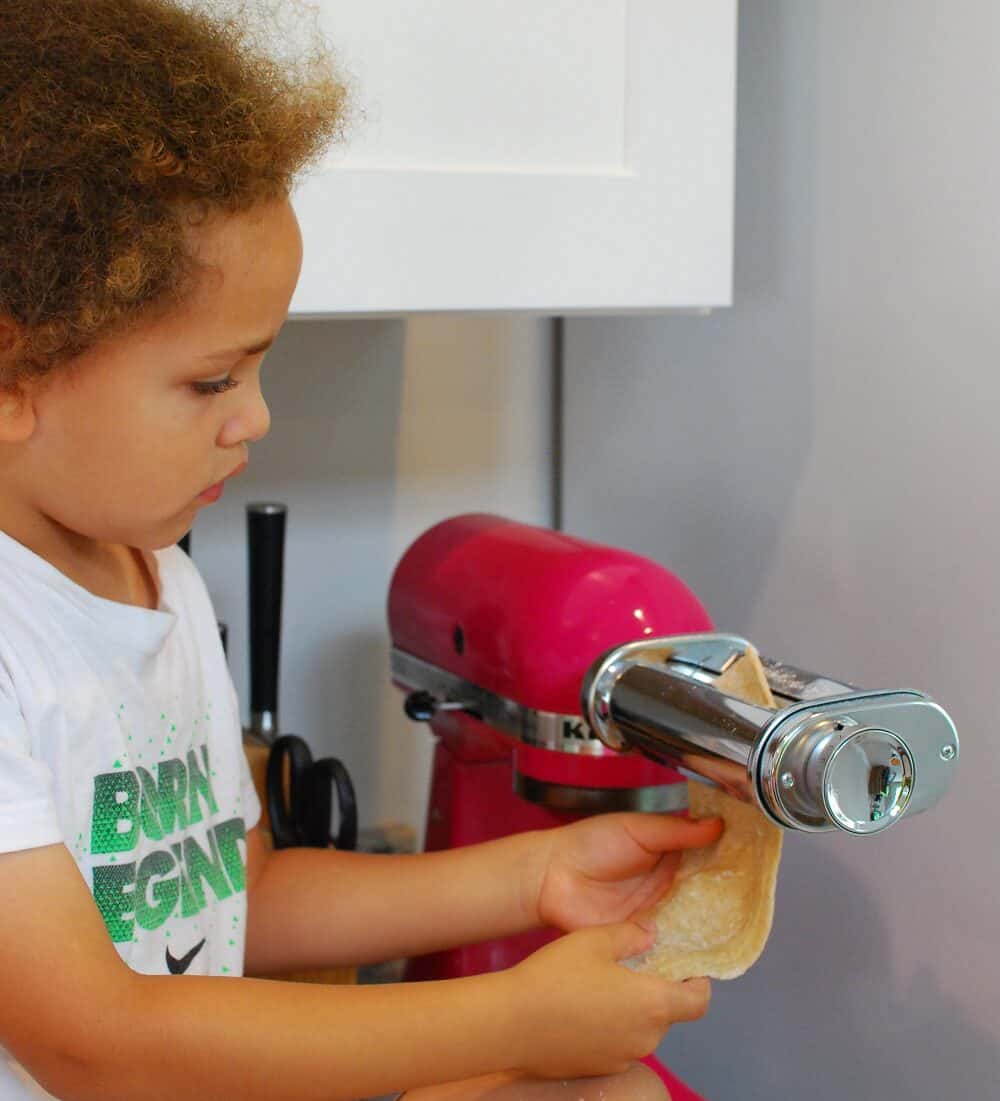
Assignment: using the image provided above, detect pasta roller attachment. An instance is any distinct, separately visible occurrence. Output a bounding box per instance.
[582,633,959,835]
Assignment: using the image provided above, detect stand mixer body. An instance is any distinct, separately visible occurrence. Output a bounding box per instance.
[389,515,716,1100]
[389,513,712,978]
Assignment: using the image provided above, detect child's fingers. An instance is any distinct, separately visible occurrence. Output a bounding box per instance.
[665,977,712,1022]
[680,814,725,844]
[624,812,724,853]
[601,919,658,962]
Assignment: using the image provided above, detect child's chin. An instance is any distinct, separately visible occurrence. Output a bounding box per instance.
[142,521,194,552]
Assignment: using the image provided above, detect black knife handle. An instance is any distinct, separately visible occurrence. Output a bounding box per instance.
[247,503,286,736]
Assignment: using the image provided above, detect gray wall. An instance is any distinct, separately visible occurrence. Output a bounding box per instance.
[189,316,553,836]
[564,2,999,1098]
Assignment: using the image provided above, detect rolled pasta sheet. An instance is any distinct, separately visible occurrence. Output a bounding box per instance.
[627,648,783,982]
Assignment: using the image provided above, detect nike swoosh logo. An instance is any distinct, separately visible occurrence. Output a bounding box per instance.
[165,938,207,975]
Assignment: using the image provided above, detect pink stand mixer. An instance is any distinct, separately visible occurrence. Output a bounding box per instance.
[387,514,959,1099]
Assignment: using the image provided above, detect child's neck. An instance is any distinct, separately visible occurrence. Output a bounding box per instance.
[0,497,159,610]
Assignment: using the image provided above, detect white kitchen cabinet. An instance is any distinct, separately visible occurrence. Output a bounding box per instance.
[287,1,737,317]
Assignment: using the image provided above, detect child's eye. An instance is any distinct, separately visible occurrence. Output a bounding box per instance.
[190,376,241,396]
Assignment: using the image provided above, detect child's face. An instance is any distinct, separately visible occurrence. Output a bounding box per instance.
[11,197,303,552]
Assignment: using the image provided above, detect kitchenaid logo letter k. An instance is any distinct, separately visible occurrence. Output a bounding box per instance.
[561,719,598,741]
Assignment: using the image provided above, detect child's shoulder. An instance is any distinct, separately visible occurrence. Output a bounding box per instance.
[0,530,66,633]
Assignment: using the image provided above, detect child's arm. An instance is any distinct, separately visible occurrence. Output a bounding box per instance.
[243,810,723,976]
[242,825,547,974]
[0,839,708,1101]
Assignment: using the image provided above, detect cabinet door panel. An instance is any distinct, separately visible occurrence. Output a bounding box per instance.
[287,0,735,315]
[319,0,628,172]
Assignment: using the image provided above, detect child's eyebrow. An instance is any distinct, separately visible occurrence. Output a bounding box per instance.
[202,334,277,361]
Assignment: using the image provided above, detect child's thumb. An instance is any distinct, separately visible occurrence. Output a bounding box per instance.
[607,917,658,962]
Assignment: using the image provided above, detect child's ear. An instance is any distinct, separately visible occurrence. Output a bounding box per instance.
[0,386,37,443]
[0,317,38,442]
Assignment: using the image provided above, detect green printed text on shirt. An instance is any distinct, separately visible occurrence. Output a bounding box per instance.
[89,745,247,941]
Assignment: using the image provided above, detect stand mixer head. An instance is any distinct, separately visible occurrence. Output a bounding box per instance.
[389,514,958,835]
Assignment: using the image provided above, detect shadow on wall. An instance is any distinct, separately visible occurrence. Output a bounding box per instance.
[659,835,1000,1100]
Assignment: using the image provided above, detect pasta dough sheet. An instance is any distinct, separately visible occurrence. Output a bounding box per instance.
[627,649,783,981]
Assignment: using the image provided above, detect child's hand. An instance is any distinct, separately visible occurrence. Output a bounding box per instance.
[504,920,711,1078]
[529,811,723,933]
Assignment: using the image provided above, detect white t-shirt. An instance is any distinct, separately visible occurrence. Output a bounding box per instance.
[0,530,261,1099]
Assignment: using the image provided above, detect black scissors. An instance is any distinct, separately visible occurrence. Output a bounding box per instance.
[265,734,358,851]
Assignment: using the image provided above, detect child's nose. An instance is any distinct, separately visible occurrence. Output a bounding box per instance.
[217,381,271,447]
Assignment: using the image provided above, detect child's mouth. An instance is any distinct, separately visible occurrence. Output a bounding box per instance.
[198,460,248,504]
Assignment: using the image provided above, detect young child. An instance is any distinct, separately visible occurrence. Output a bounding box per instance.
[0,2,722,1099]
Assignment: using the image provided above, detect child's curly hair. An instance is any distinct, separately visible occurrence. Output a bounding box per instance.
[0,0,353,388]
